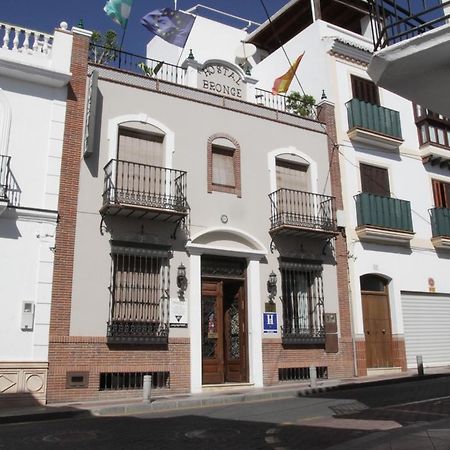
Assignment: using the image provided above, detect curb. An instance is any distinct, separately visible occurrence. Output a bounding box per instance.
[92,382,344,416]
[1,373,449,423]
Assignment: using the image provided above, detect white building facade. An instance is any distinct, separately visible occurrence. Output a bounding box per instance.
[0,22,78,405]
[243,0,450,373]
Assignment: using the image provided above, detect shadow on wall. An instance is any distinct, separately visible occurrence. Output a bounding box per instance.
[0,208,21,239]
[84,89,103,179]
[0,391,45,410]
[0,392,90,425]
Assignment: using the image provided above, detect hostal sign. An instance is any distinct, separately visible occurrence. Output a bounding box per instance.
[198,63,246,100]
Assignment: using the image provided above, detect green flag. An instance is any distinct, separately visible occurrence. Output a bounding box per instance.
[104,0,133,28]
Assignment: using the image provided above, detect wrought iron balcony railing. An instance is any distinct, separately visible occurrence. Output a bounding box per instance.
[89,44,185,85]
[346,98,403,140]
[355,192,413,232]
[107,321,169,345]
[102,159,188,215]
[369,0,450,51]
[0,155,11,201]
[269,189,337,234]
[430,207,450,237]
[281,328,326,345]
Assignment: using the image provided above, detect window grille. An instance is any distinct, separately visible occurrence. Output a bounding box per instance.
[107,242,170,345]
[99,371,170,390]
[278,366,328,382]
[280,260,325,345]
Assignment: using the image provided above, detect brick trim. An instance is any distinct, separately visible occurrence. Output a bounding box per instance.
[48,33,90,339]
[47,32,91,403]
[317,101,354,374]
[207,133,242,197]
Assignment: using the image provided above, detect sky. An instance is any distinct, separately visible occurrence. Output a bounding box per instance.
[2,0,291,56]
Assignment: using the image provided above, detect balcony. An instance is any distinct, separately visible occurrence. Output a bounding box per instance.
[430,207,450,249]
[0,22,71,87]
[415,106,450,166]
[346,99,403,150]
[368,0,450,117]
[355,192,414,245]
[87,46,324,136]
[101,159,188,221]
[269,189,338,237]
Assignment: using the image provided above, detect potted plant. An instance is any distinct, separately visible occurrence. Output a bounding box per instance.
[286,92,316,118]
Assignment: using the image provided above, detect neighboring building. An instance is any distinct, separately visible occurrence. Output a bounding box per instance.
[46,8,354,403]
[243,0,450,374]
[0,21,80,405]
[368,0,450,117]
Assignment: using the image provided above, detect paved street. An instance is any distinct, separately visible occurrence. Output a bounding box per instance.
[2,376,450,449]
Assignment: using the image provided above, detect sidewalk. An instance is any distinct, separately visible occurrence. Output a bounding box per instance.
[1,366,450,425]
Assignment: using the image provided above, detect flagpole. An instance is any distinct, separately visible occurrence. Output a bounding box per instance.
[118,20,128,68]
[174,1,178,9]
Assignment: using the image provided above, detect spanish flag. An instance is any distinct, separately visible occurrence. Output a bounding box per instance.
[272,53,304,95]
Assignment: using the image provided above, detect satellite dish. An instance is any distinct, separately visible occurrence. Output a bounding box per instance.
[234,42,257,60]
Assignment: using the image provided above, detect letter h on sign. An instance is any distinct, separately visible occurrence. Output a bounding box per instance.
[263,312,278,333]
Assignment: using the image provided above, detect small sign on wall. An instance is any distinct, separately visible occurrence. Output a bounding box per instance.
[169,299,188,328]
[428,277,436,293]
[263,312,278,333]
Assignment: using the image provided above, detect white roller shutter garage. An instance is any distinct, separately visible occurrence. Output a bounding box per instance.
[402,292,450,368]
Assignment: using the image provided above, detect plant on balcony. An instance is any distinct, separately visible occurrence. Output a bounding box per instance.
[137,61,164,78]
[90,30,118,65]
[286,92,316,118]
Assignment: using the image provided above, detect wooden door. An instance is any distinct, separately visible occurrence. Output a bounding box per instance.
[362,292,393,368]
[224,282,247,383]
[201,281,224,384]
[201,279,248,384]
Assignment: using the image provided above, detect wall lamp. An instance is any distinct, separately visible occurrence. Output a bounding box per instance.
[177,263,188,299]
[267,271,277,303]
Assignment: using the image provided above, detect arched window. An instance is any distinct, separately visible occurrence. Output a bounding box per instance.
[117,121,165,166]
[275,154,310,192]
[360,274,388,292]
[207,134,241,197]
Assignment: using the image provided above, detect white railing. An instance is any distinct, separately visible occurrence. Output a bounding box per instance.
[0,22,53,55]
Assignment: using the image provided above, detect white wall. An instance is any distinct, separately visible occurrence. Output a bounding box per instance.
[0,27,70,364]
[146,15,249,66]
[331,45,450,340]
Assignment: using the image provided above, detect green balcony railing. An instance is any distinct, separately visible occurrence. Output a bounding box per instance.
[346,98,402,140]
[355,192,413,232]
[430,207,450,237]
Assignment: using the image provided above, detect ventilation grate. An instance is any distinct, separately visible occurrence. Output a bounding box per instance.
[99,371,170,391]
[278,366,328,382]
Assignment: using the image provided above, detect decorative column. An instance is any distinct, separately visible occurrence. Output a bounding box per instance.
[189,252,202,393]
[247,258,264,387]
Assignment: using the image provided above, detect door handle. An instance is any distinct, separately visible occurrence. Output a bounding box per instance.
[382,329,386,334]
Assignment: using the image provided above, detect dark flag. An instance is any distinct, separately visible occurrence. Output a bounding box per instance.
[141,8,195,48]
